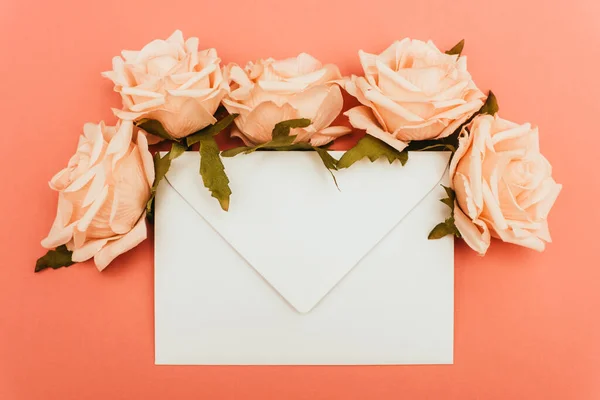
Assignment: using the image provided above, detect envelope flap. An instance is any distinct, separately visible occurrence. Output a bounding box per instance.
[164,151,450,313]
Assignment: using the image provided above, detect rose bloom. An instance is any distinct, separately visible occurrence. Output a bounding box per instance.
[450,114,562,254]
[344,39,485,151]
[222,53,351,146]
[102,30,228,141]
[41,120,154,271]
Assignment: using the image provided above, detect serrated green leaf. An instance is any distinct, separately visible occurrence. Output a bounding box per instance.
[479,91,499,116]
[337,135,408,169]
[35,245,74,272]
[445,39,465,56]
[272,118,311,138]
[186,113,239,147]
[199,134,231,211]
[136,119,177,142]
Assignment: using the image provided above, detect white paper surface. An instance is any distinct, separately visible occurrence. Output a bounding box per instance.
[155,151,454,365]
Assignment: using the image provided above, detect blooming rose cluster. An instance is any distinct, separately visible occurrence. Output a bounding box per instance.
[40,30,560,271]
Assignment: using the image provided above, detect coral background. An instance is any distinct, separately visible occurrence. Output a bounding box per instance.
[1,0,599,399]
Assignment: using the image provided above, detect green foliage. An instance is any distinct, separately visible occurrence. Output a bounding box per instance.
[136,119,177,142]
[445,39,465,56]
[35,245,74,272]
[198,134,231,211]
[428,186,462,240]
[337,135,408,169]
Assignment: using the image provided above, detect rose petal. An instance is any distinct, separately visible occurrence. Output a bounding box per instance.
[71,238,110,263]
[94,215,148,271]
[240,102,299,144]
[454,203,491,255]
[344,106,408,152]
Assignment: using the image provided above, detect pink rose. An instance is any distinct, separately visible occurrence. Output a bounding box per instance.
[102,30,228,140]
[450,114,562,254]
[343,39,485,151]
[222,53,351,146]
[41,120,154,271]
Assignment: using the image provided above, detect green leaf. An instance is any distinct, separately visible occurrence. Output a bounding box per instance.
[35,245,74,272]
[337,135,408,169]
[428,217,461,240]
[314,147,340,189]
[198,134,231,211]
[221,146,253,157]
[428,221,454,239]
[442,185,456,203]
[169,142,187,160]
[479,91,499,116]
[145,142,182,218]
[267,143,314,151]
[136,119,177,142]
[272,118,311,138]
[440,198,454,208]
[314,147,338,171]
[414,143,456,152]
[186,113,239,147]
[222,119,313,156]
[445,39,465,56]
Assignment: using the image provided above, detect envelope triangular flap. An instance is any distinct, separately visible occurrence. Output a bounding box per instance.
[164,151,450,313]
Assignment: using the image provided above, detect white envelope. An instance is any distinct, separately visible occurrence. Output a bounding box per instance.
[154,151,454,365]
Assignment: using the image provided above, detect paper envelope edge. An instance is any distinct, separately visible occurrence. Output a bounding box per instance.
[162,151,451,313]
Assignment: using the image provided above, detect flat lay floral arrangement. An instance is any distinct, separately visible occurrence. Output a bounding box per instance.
[35,30,562,272]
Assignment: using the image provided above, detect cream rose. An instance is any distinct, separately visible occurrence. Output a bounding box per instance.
[41,120,154,271]
[102,30,228,140]
[343,39,485,151]
[222,53,351,146]
[450,114,562,254]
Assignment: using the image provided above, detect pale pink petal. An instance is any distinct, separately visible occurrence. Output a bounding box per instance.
[433,100,482,120]
[271,53,323,77]
[41,195,75,248]
[137,133,155,185]
[449,126,475,184]
[433,108,478,139]
[240,102,299,144]
[76,186,109,233]
[71,238,110,263]
[112,108,144,121]
[481,180,509,230]
[128,96,167,112]
[230,125,255,146]
[174,63,217,90]
[309,126,352,147]
[149,98,217,139]
[82,167,106,207]
[344,106,408,152]
[106,120,134,168]
[364,88,424,131]
[454,172,480,220]
[394,120,444,141]
[94,215,148,271]
[454,204,491,255]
